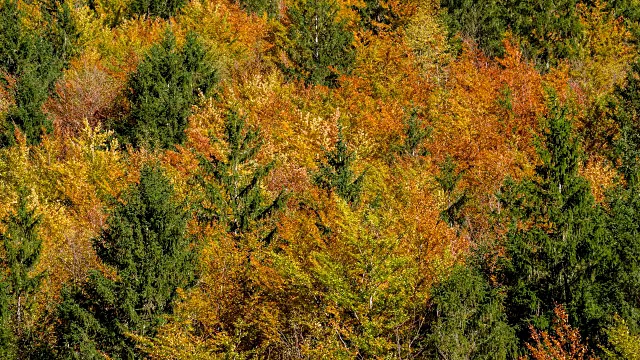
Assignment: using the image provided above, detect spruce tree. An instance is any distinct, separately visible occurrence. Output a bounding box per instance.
[313,125,365,204]
[354,0,397,34]
[0,0,78,146]
[195,109,286,242]
[435,156,468,228]
[425,265,518,359]
[55,165,198,359]
[0,188,45,359]
[393,108,430,158]
[442,0,583,68]
[283,0,355,87]
[116,30,217,149]
[129,0,186,19]
[497,99,612,345]
[239,0,279,17]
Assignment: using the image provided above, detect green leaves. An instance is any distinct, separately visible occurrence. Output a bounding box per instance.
[0,0,76,146]
[496,98,613,346]
[426,265,518,360]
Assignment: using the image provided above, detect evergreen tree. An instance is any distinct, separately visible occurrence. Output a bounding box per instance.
[129,0,186,19]
[354,0,397,34]
[195,109,286,242]
[597,59,640,338]
[441,0,506,57]
[0,0,78,146]
[393,108,430,158]
[435,156,468,228]
[425,265,518,359]
[497,99,612,345]
[55,165,198,359]
[0,188,45,359]
[442,0,583,68]
[283,0,355,87]
[116,30,217,149]
[239,0,279,18]
[313,125,365,204]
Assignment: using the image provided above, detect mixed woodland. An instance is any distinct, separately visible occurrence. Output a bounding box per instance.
[2,0,640,358]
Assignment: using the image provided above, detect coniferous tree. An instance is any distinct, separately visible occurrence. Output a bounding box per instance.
[442,0,583,68]
[313,125,365,204]
[283,0,355,87]
[597,59,640,338]
[354,0,397,34]
[239,0,279,17]
[55,165,198,359]
[0,0,60,146]
[0,0,78,146]
[425,265,518,359]
[129,0,186,19]
[195,109,286,242]
[393,108,431,158]
[435,156,468,228]
[116,30,217,149]
[0,188,45,359]
[497,99,612,346]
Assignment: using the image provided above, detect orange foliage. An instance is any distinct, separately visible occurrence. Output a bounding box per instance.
[523,305,598,360]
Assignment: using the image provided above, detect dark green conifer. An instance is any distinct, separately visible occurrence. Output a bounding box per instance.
[239,0,279,17]
[425,265,518,359]
[442,0,583,69]
[129,0,186,19]
[55,165,198,359]
[393,108,431,158]
[497,98,611,345]
[117,30,217,149]
[195,109,286,242]
[0,0,78,146]
[0,188,45,359]
[435,156,468,228]
[313,125,365,204]
[283,0,355,87]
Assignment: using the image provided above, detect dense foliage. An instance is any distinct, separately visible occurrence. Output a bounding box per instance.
[0,0,639,358]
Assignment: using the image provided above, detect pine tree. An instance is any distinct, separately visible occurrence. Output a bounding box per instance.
[497,98,612,345]
[0,188,45,359]
[313,125,365,204]
[55,164,198,359]
[116,30,217,149]
[195,109,286,242]
[283,0,356,87]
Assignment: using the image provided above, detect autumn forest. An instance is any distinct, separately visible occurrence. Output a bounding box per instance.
[1,0,640,358]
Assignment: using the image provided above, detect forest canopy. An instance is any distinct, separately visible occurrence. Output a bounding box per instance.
[1,0,640,358]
